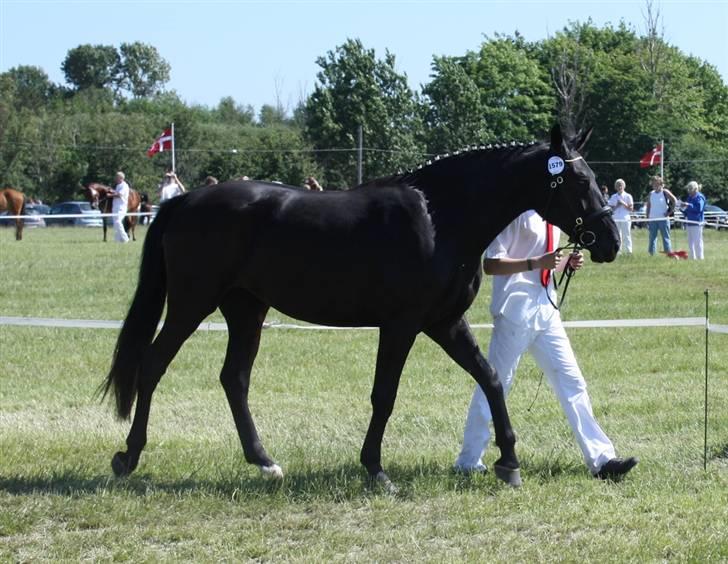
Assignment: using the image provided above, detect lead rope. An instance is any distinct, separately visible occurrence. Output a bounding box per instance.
[529,241,581,411]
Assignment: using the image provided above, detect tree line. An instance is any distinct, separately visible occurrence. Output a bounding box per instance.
[1,17,727,207]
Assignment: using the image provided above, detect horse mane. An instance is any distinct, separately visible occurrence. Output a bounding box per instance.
[398,140,542,186]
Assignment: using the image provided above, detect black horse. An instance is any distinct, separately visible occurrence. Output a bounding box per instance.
[101,125,619,489]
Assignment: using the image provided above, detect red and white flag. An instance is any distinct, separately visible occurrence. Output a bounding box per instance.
[147,127,173,157]
[639,144,662,168]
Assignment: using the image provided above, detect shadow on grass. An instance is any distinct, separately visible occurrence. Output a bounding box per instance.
[0,457,591,502]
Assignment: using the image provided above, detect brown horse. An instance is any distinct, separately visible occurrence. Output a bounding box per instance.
[80,183,142,241]
[0,188,26,241]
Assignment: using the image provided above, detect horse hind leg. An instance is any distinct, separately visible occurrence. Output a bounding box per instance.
[218,290,281,479]
[112,309,211,477]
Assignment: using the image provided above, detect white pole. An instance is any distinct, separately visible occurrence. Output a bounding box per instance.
[171,122,176,173]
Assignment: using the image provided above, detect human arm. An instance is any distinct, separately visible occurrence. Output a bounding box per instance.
[172,173,186,192]
[484,249,569,275]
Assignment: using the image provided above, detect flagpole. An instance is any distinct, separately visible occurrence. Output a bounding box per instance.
[171,122,176,173]
[660,139,664,179]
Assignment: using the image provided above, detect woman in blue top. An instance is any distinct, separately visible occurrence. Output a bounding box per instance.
[680,181,706,259]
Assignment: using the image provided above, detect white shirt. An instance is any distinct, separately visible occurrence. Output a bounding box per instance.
[160,182,183,202]
[112,181,130,213]
[608,191,633,221]
[648,190,668,218]
[485,210,558,329]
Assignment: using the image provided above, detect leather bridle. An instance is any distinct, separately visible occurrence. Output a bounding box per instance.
[542,155,613,310]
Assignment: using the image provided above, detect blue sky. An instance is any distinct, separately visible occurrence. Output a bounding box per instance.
[1,0,726,113]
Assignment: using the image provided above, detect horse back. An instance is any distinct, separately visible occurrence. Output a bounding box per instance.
[160,181,466,326]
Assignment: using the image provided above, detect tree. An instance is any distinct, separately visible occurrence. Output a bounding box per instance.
[303,39,424,187]
[463,35,554,141]
[420,56,486,154]
[61,44,120,91]
[215,96,255,126]
[117,42,170,98]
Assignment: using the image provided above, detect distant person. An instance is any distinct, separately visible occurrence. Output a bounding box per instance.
[204,176,219,186]
[600,184,609,200]
[109,171,130,243]
[680,180,706,260]
[304,176,323,191]
[645,176,677,255]
[159,171,186,203]
[608,178,634,255]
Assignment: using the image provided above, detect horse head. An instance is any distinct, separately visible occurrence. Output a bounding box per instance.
[533,125,619,263]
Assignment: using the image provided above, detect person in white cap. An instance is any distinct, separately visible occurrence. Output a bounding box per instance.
[109,171,130,243]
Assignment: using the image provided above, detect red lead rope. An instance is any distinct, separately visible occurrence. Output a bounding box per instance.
[540,222,554,287]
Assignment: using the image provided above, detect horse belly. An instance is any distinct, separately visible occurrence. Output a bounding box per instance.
[240,241,430,327]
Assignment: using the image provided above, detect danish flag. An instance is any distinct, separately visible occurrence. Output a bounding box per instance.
[639,144,662,168]
[147,127,173,157]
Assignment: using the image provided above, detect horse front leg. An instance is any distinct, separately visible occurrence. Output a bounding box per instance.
[425,317,521,486]
[360,324,417,492]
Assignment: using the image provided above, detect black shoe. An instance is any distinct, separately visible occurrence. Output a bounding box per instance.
[595,457,638,480]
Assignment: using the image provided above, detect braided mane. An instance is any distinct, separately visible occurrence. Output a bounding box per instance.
[398,140,541,185]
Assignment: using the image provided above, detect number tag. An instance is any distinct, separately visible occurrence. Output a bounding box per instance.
[548,156,565,176]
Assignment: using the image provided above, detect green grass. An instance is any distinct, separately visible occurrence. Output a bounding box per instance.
[1,226,727,561]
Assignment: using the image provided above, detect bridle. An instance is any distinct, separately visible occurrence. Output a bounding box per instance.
[542,155,613,310]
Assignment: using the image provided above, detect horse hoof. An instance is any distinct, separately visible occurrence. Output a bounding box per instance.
[494,464,522,487]
[374,471,399,495]
[111,451,134,477]
[260,464,284,480]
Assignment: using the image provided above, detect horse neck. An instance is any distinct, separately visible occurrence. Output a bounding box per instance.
[411,148,543,257]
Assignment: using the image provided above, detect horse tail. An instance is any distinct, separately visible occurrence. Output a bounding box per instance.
[99,199,181,419]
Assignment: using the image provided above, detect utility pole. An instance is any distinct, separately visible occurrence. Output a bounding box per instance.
[357,125,363,186]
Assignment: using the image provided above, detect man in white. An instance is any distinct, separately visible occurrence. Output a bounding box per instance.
[159,172,186,203]
[109,171,130,243]
[608,178,634,254]
[454,210,637,480]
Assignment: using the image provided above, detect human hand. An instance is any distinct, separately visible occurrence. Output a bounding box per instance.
[539,250,562,270]
[566,251,584,271]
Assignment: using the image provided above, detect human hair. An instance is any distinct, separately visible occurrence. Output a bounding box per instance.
[116,171,125,180]
[614,178,625,190]
[204,176,219,186]
[685,180,701,193]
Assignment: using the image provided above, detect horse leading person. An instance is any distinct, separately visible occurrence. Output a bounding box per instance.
[454,210,637,480]
[109,171,130,243]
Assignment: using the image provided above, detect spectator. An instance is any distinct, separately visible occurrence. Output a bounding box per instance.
[453,210,638,480]
[600,184,609,200]
[204,176,219,186]
[159,171,186,203]
[680,180,706,260]
[108,171,130,243]
[645,176,677,255]
[607,178,634,255]
[304,176,323,191]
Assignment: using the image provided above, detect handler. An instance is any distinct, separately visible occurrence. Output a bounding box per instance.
[454,210,637,480]
[109,171,130,243]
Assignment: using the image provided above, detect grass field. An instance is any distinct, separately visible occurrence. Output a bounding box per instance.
[1,226,727,561]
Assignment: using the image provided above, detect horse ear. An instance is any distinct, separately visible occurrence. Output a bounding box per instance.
[549,124,564,152]
[572,127,593,153]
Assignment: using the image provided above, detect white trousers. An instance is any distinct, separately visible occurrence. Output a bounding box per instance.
[616,219,632,254]
[686,224,704,259]
[112,207,129,243]
[455,315,615,474]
